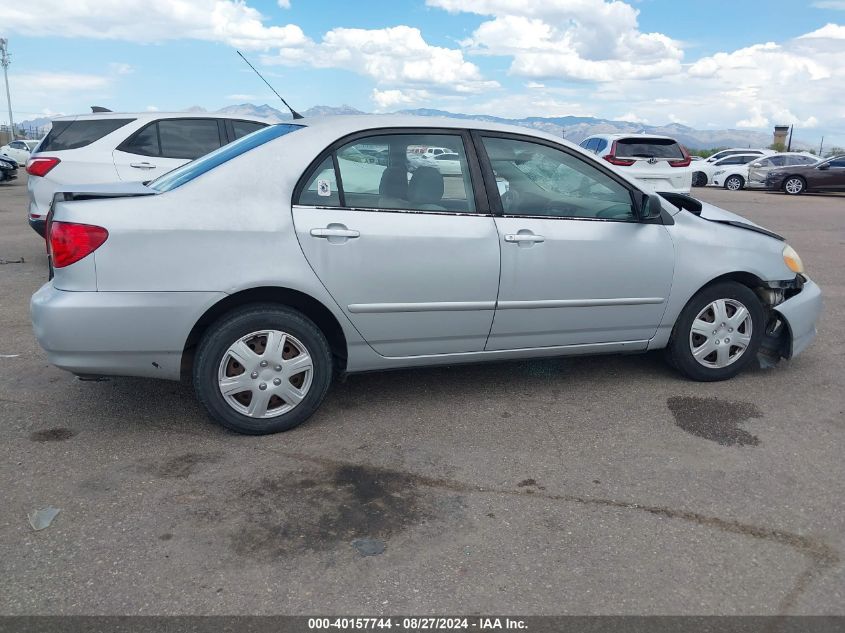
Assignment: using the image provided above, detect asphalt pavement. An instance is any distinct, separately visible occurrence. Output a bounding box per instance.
[0,176,843,615]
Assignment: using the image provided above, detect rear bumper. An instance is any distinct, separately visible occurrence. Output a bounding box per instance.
[28,216,46,237]
[774,278,822,359]
[31,284,225,380]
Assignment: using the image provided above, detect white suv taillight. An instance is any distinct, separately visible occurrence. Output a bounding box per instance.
[26,157,61,177]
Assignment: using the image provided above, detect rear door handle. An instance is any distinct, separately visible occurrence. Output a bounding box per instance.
[504,233,544,243]
[310,228,360,239]
[129,162,157,170]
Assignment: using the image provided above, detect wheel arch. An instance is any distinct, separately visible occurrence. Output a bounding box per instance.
[782,174,807,191]
[181,286,348,381]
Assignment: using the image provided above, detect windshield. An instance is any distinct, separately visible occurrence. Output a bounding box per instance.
[148,124,304,193]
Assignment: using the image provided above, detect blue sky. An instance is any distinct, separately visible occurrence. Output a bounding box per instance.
[2,0,844,144]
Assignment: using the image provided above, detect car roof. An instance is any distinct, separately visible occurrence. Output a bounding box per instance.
[295,114,577,147]
[50,111,273,123]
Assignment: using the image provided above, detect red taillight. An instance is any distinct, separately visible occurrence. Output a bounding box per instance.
[602,140,636,166]
[603,155,636,166]
[669,146,691,168]
[48,221,109,268]
[26,157,60,177]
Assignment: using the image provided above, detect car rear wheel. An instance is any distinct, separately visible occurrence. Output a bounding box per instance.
[193,305,332,435]
[724,175,744,191]
[667,282,763,382]
[784,177,805,195]
[692,171,707,187]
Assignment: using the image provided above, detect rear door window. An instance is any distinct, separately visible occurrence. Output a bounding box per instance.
[39,119,135,152]
[615,138,684,159]
[158,119,223,159]
[120,123,160,156]
[296,133,477,213]
[231,120,268,140]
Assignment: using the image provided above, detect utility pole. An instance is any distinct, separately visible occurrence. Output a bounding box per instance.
[0,39,14,141]
[819,136,824,157]
[787,124,793,152]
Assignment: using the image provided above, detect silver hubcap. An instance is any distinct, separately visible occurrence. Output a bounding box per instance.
[785,178,802,194]
[689,299,753,369]
[217,329,313,418]
[726,177,741,190]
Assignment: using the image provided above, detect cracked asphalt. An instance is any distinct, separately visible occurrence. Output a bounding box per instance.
[0,176,843,615]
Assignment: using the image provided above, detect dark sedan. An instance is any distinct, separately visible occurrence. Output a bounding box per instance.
[766,155,845,194]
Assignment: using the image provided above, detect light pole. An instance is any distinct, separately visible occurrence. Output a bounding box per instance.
[0,39,15,141]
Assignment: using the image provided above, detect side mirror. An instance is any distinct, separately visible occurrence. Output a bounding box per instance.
[751,162,762,168]
[637,193,663,221]
[817,163,830,170]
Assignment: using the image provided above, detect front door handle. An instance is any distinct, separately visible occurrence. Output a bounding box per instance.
[504,233,544,244]
[129,162,156,170]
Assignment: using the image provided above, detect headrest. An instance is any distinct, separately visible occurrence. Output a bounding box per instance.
[379,166,408,199]
[408,167,444,204]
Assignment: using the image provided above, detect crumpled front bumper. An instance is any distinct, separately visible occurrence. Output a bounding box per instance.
[773,277,822,358]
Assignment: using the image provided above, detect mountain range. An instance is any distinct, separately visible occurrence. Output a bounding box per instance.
[20,103,800,150]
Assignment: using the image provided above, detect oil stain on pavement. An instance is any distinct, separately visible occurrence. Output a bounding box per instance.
[667,396,762,446]
[29,427,77,442]
[227,463,442,560]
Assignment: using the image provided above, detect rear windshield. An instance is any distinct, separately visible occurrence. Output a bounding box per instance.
[148,124,303,193]
[615,138,684,159]
[38,119,135,152]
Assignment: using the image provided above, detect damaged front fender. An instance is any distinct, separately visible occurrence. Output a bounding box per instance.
[757,276,822,366]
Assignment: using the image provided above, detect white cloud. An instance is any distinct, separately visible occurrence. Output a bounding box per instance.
[812,1,845,9]
[226,93,259,100]
[109,63,134,75]
[145,105,160,112]
[0,0,308,50]
[277,0,291,7]
[263,25,499,97]
[429,0,683,81]
[618,112,647,123]
[800,22,845,38]
[371,88,432,110]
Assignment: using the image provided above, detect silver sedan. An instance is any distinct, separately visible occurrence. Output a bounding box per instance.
[31,116,822,434]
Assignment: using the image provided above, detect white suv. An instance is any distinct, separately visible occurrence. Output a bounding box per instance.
[26,112,271,235]
[579,134,692,193]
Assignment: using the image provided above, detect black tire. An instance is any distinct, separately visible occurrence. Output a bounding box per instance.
[667,282,764,382]
[193,304,333,435]
[783,176,806,195]
[724,175,744,191]
[692,171,707,187]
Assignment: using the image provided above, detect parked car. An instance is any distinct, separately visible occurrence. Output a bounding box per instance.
[579,134,692,193]
[692,148,774,187]
[0,139,40,166]
[32,116,821,435]
[706,153,762,190]
[0,156,17,183]
[747,153,818,189]
[766,155,845,194]
[25,111,271,235]
[705,148,773,163]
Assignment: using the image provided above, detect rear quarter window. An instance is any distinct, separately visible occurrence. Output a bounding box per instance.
[38,119,135,152]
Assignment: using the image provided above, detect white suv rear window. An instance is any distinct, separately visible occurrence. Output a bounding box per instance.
[615,138,684,159]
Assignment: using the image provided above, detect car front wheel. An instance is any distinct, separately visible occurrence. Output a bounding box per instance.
[784,177,805,195]
[193,305,333,434]
[724,175,744,191]
[667,282,764,382]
